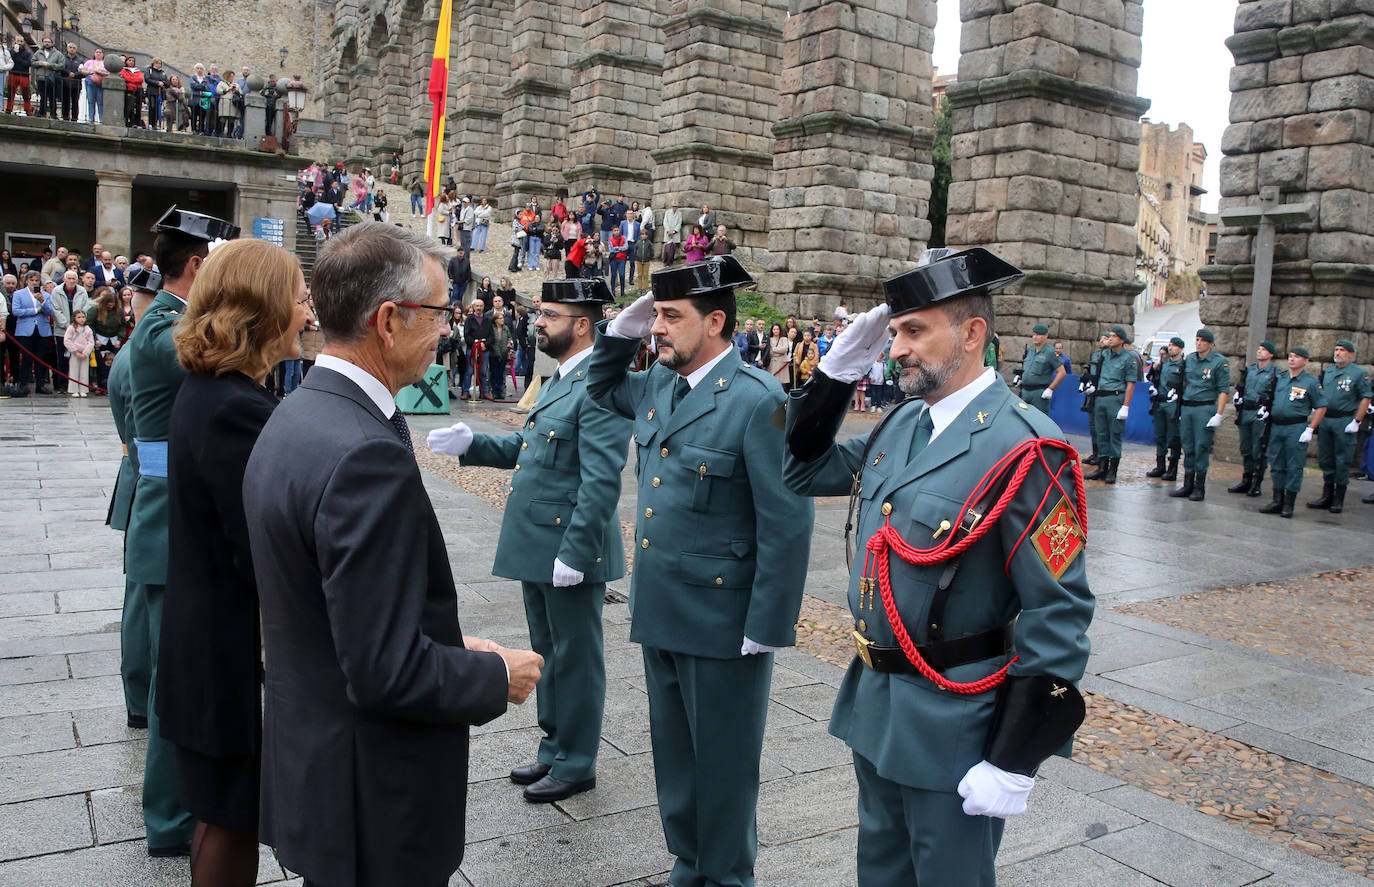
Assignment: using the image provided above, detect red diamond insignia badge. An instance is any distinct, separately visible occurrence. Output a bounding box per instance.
[1031,497,1085,581]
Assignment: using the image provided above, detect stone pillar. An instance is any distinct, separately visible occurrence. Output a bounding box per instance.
[1200,0,1374,358]
[95,171,135,256]
[100,76,127,129]
[943,0,1150,369]
[446,0,512,198]
[237,183,300,254]
[496,0,579,204]
[565,0,664,199]
[655,0,782,261]
[764,0,933,317]
[243,93,269,145]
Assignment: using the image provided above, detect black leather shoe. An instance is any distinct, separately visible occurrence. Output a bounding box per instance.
[127,713,148,729]
[148,842,191,858]
[523,774,596,803]
[509,762,551,786]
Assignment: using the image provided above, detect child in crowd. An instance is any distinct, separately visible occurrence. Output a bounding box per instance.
[64,309,93,397]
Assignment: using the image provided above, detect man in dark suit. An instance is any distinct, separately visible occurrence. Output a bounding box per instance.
[243,222,543,887]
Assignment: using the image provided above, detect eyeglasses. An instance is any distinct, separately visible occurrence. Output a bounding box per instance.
[296,294,313,307]
[536,308,581,321]
[368,299,451,327]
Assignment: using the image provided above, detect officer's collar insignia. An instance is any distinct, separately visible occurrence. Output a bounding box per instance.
[576,369,584,378]
[1032,498,1085,581]
[976,411,989,425]
[716,377,727,388]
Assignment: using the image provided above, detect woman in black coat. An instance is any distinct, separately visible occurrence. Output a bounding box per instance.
[160,239,313,887]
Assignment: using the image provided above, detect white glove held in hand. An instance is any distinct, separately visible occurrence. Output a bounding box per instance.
[817,303,891,383]
[1149,385,1157,397]
[1299,426,1314,444]
[1233,393,1243,406]
[427,422,474,457]
[1012,374,1022,388]
[552,557,584,588]
[957,760,1035,818]
[741,637,782,656]
[1083,383,1096,395]
[1167,389,1178,402]
[1206,413,1222,428]
[1116,405,1129,420]
[1345,419,1360,434]
[1041,388,1053,401]
[607,292,656,340]
[1256,405,1269,421]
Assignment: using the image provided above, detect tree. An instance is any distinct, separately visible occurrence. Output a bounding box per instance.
[927,98,953,248]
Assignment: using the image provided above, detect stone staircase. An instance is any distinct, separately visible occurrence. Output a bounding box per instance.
[296,209,363,281]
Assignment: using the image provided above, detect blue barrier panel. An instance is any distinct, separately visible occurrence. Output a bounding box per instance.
[1045,373,1155,445]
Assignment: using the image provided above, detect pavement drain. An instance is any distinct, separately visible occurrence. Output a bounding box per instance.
[1116,566,1374,678]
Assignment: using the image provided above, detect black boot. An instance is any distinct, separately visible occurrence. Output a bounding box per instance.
[1259,488,1284,514]
[1306,482,1334,510]
[1247,467,1265,497]
[1104,458,1119,484]
[1084,459,1109,481]
[1189,473,1206,501]
[1161,445,1180,482]
[1280,489,1296,518]
[1227,472,1253,494]
[1169,473,1194,498]
[1083,448,1100,466]
[1330,485,1347,514]
[1146,455,1166,478]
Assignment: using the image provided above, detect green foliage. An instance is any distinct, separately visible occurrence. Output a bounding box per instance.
[928,99,953,248]
[735,288,787,328]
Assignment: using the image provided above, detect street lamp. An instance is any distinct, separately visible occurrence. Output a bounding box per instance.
[66,10,80,31]
[279,46,287,68]
[282,76,307,155]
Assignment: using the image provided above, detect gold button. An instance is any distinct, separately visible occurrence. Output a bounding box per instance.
[715,577,723,585]
[548,430,556,440]
[661,447,669,458]
[641,538,649,549]
[521,442,528,450]
[652,477,660,487]
[596,557,602,563]
[645,508,653,518]
[858,619,868,632]
[555,517,561,524]
[507,487,513,494]
[514,464,520,471]
[881,502,892,515]
[528,421,535,429]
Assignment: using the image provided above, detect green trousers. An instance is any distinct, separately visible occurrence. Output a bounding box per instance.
[142,583,195,850]
[1236,411,1265,474]
[643,646,773,887]
[1021,386,1050,414]
[522,580,605,783]
[1151,403,1180,460]
[1268,423,1309,493]
[120,578,150,720]
[1092,392,1125,458]
[1179,404,1218,474]
[854,751,1003,887]
[1317,417,1357,485]
[1086,398,1098,446]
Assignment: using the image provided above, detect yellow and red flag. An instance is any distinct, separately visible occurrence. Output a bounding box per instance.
[423,0,453,215]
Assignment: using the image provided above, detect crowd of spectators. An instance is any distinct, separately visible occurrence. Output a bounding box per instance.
[737,311,897,410]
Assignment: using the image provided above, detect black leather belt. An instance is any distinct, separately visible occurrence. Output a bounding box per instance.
[1182,399,1214,406]
[1021,384,1045,391]
[854,623,1015,675]
[1096,389,1123,396]
[1273,416,1308,425]
[1240,403,1259,411]
[1326,410,1354,419]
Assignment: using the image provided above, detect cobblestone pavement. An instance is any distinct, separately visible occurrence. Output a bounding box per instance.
[4,396,1374,886]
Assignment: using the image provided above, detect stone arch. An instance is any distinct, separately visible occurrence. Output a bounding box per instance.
[330,35,359,146]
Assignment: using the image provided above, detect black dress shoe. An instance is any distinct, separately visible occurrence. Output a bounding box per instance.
[148,842,191,858]
[509,761,551,786]
[522,774,596,803]
[127,713,148,729]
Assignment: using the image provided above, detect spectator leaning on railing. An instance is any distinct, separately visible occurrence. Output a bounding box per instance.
[5,36,32,116]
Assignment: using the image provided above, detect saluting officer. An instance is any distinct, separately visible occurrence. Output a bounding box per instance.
[1146,336,1185,481]
[586,255,814,887]
[1084,325,1141,485]
[1259,345,1326,518]
[1169,328,1230,502]
[783,248,1093,887]
[1013,322,1064,414]
[1307,339,1371,513]
[428,278,630,803]
[1079,332,1109,466]
[124,206,239,856]
[1229,340,1279,496]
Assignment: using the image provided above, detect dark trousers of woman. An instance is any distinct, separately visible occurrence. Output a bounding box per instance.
[124,89,143,127]
[564,260,579,278]
[508,245,522,273]
[487,352,506,399]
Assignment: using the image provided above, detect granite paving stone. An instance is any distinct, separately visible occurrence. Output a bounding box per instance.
[0,675,124,718]
[0,795,92,862]
[1088,822,1271,887]
[0,740,146,804]
[0,711,76,757]
[0,654,68,686]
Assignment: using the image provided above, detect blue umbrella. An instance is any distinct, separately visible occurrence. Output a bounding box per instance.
[305,202,337,227]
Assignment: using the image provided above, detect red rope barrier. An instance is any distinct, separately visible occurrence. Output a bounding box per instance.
[863,437,1086,694]
[4,333,109,394]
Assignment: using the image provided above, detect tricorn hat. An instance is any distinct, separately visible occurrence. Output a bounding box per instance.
[126,265,163,294]
[651,254,754,302]
[150,205,240,242]
[883,248,1023,318]
[543,277,614,305]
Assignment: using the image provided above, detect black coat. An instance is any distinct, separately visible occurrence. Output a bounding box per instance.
[159,373,277,756]
[243,367,509,887]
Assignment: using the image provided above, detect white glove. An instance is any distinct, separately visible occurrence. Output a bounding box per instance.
[1040,388,1053,401]
[1148,385,1157,397]
[1299,426,1314,444]
[1116,405,1128,420]
[207,237,229,253]
[1345,419,1360,434]
[816,303,891,382]
[1167,389,1178,402]
[427,422,473,456]
[552,557,584,588]
[1256,405,1269,421]
[1233,393,1243,406]
[957,760,1035,819]
[1206,413,1222,428]
[607,292,656,340]
[1011,374,1022,388]
[741,637,782,656]
[1077,380,1086,394]
[1082,383,1096,395]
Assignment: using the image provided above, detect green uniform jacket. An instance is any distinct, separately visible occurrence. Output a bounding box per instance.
[1158,355,1184,398]
[105,349,139,532]
[1320,363,1372,415]
[586,330,814,660]
[1272,369,1326,422]
[1181,351,1229,404]
[1020,342,1057,387]
[783,379,1093,792]
[124,290,190,586]
[461,357,631,581]
[1239,363,1278,412]
[1097,347,1142,392]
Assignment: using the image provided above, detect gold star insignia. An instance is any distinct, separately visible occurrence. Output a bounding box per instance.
[976,411,989,424]
[716,377,727,388]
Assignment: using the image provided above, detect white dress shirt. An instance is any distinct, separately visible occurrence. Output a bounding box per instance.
[924,366,999,443]
[555,344,593,380]
[315,353,396,418]
[680,344,734,390]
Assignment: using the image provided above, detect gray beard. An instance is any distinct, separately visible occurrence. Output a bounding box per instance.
[897,351,962,399]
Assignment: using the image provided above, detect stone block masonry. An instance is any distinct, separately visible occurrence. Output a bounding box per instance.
[497,0,580,205]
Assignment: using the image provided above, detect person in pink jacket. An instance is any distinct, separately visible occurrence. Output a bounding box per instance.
[683,224,709,263]
[63,309,94,396]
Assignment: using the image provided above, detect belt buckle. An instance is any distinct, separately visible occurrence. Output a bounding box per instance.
[852,631,875,669]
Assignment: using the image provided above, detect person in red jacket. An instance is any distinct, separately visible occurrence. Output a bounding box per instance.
[120,55,146,128]
[607,230,629,299]
[565,234,588,280]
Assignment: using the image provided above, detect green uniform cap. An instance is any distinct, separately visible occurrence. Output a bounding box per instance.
[1032,323,1049,335]
[1169,336,1185,348]
[1259,340,1277,354]
[1196,328,1215,343]
[1290,345,1310,359]
[1335,338,1356,352]
[1109,324,1131,343]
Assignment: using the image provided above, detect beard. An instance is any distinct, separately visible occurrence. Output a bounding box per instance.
[656,335,698,371]
[896,338,963,399]
[536,324,575,360]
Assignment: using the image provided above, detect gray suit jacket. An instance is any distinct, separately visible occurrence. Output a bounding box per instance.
[243,367,509,887]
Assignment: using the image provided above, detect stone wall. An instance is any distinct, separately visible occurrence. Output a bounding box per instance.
[447,0,512,198]
[497,0,580,204]
[944,0,1149,370]
[1200,0,1374,359]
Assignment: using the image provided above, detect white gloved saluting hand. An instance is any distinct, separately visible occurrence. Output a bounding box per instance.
[817,303,892,383]
[607,292,657,340]
[427,422,474,457]
[1116,404,1129,420]
[1206,413,1222,428]
[957,760,1035,818]
[552,557,584,588]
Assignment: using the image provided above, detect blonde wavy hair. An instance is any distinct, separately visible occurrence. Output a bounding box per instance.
[174,239,303,380]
